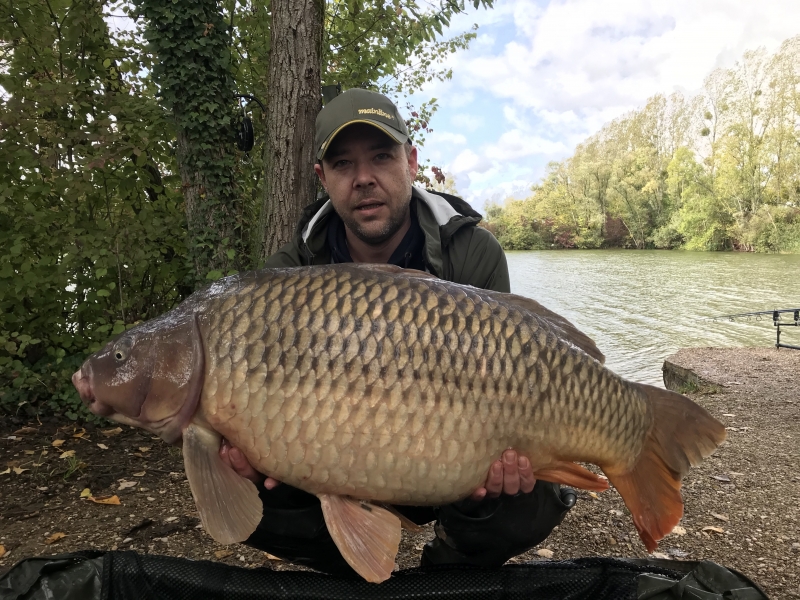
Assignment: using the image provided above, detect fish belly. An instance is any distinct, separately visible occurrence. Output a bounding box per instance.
[198,265,650,505]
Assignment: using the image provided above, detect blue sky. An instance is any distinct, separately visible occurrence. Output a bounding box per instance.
[407,0,800,210]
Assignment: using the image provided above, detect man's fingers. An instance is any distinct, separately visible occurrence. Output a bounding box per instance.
[518,456,536,494]
[264,477,282,490]
[485,461,504,498]
[502,450,520,495]
[469,487,487,502]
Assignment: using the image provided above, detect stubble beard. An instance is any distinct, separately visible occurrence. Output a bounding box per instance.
[341,188,412,246]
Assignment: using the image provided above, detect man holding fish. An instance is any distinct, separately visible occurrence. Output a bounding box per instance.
[73,87,724,582]
[219,89,577,574]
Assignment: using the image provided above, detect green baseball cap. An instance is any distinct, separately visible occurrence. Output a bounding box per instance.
[315,89,409,160]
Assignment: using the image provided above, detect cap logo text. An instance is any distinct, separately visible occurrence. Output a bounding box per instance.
[357,108,394,120]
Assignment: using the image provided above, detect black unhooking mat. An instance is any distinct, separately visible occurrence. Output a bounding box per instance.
[0,550,770,600]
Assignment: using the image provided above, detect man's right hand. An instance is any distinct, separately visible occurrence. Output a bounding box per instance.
[219,438,281,490]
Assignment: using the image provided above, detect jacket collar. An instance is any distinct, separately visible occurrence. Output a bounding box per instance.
[299,188,483,275]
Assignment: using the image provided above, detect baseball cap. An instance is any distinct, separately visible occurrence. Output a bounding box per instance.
[315,89,409,160]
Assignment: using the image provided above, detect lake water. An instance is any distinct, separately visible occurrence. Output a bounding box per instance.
[505,250,800,387]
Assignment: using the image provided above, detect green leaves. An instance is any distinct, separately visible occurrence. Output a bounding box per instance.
[0,0,191,417]
[486,36,800,254]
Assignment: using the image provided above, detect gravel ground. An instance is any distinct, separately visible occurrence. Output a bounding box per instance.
[1,346,797,597]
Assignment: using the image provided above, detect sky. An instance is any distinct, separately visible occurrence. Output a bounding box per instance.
[406,0,800,210]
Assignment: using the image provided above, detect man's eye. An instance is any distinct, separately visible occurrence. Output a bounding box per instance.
[333,160,350,169]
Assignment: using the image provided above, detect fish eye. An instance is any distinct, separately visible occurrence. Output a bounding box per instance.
[113,339,131,362]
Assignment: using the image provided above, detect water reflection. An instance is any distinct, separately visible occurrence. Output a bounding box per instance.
[506,250,800,386]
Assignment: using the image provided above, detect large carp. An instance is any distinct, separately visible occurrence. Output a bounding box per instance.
[72,264,725,582]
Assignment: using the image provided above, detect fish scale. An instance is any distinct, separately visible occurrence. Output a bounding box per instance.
[199,266,643,505]
[74,263,726,581]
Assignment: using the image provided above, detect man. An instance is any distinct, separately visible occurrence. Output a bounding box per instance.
[220,88,576,574]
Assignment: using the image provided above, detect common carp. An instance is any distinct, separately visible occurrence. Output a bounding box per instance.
[72,264,726,582]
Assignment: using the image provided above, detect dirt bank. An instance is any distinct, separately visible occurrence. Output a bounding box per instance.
[1,347,798,597]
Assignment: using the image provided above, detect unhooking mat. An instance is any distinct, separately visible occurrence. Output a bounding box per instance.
[0,550,770,600]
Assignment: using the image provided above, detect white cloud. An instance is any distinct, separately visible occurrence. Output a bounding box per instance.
[450,149,492,174]
[485,129,567,161]
[451,113,483,131]
[428,131,468,146]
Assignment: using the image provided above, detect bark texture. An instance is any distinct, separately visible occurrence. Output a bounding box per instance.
[259,0,323,261]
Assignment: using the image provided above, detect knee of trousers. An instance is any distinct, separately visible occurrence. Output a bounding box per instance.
[423,481,575,567]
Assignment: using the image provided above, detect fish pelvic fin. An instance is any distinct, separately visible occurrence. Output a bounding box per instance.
[319,494,401,583]
[183,424,263,545]
[533,461,610,492]
[604,384,727,552]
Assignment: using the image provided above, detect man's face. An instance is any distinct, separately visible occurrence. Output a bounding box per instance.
[315,123,418,245]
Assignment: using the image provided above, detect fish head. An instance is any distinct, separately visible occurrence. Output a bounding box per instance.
[72,314,204,444]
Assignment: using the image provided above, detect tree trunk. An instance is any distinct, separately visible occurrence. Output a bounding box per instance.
[259,0,323,262]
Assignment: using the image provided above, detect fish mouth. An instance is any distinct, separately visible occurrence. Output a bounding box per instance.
[72,367,114,417]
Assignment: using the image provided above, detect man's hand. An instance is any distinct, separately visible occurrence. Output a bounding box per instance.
[469,449,536,501]
[219,439,281,490]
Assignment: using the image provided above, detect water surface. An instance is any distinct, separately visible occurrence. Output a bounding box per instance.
[506,250,800,386]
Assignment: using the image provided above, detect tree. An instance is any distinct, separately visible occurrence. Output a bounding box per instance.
[258,0,323,260]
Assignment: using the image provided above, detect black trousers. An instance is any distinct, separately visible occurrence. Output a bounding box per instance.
[244,481,576,576]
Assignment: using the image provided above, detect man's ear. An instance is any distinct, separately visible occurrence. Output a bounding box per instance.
[314,163,327,190]
[407,145,418,181]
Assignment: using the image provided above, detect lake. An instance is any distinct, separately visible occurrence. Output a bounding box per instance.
[505,250,800,386]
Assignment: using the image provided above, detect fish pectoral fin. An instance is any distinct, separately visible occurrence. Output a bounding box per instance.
[182,424,263,545]
[534,461,610,492]
[319,494,401,583]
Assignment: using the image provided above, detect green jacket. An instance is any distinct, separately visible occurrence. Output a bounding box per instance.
[264,187,510,293]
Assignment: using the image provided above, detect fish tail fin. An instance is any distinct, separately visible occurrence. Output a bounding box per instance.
[603,384,726,552]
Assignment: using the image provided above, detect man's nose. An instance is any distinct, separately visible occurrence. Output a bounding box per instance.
[353,162,376,187]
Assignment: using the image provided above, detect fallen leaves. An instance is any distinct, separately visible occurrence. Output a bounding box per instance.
[14,427,38,435]
[97,444,108,450]
[88,495,121,505]
[0,468,9,475]
[702,526,725,534]
[536,549,554,558]
[671,525,687,536]
[651,552,670,559]
[132,471,146,477]
[711,475,731,483]
[80,488,92,498]
[118,480,137,491]
[51,439,65,447]
[711,512,730,522]
[215,550,234,559]
[0,545,5,558]
[59,450,76,459]
[101,427,123,437]
[12,467,29,475]
[45,532,66,545]
[138,447,151,453]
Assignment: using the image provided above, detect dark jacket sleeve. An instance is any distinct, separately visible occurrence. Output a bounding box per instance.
[263,242,307,268]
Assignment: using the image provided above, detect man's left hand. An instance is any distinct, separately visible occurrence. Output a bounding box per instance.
[469,449,536,501]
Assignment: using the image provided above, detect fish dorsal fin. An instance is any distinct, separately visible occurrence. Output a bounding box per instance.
[319,494,401,583]
[183,424,263,545]
[496,292,605,364]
